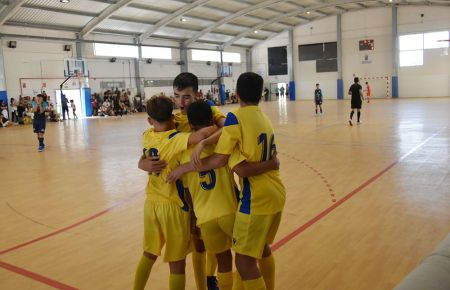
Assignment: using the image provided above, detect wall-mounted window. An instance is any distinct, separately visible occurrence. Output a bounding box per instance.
[192,50,220,62]
[424,31,449,49]
[223,52,241,63]
[399,34,423,67]
[399,30,449,67]
[399,50,423,67]
[94,43,138,58]
[191,50,241,63]
[399,34,423,51]
[142,46,172,59]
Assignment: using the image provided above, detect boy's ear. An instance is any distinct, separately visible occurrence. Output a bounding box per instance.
[147,117,153,126]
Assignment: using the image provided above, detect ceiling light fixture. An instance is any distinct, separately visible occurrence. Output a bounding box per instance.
[306,11,311,14]
[180,17,187,22]
[60,0,70,3]
[254,30,258,34]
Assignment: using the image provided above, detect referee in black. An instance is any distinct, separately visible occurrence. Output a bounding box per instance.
[348,77,364,126]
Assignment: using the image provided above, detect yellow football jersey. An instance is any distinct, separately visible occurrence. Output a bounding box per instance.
[142,128,190,210]
[215,106,286,215]
[174,105,225,133]
[180,144,238,225]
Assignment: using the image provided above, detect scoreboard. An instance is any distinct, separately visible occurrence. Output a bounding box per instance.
[359,39,374,51]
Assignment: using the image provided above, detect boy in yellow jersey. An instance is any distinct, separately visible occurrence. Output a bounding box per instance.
[168,72,286,290]
[181,101,237,290]
[173,72,225,133]
[172,72,225,290]
[133,96,216,290]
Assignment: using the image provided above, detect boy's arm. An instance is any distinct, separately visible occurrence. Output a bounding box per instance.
[138,155,167,173]
[191,128,223,167]
[187,125,217,146]
[232,152,280,178]
[166,153,229,183]
[215,116,225,128]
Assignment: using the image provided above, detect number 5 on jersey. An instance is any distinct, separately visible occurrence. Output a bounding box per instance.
[199,170,216,190]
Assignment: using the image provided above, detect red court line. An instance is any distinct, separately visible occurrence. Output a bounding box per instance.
[0,190,142,256]
[0,261,79,290]
[273,131,440,251]
[273,161,397,251]
[0,209,110,256]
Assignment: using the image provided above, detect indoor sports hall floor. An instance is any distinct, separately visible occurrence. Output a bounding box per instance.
[1,98,449,290]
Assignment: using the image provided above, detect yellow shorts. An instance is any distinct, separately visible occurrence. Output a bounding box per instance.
[232,211,282,259]
[199,214,235,254]
[143,199,190,262]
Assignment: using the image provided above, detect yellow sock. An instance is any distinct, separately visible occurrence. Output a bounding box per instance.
[133,255,155,290]
[232,272,244,290]
[258,254,275,290]
[243,277,266,290]
[192,251,206,290]
[206,252,218,276]
[169,274,186,290]
[217,271,233,290]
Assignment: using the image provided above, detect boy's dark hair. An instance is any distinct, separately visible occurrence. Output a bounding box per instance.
[236,72,263,104]
[354,77,359,83]
[146,96,174,123]
[173,72,198,92]
[365,82,368,85]
[316,83,320,86]
[187,101,213,129]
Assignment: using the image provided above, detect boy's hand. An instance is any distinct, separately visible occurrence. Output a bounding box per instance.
[166,166,186,183]
[141,156,167,173]
[191,140,205,169]
[269,151,280,170]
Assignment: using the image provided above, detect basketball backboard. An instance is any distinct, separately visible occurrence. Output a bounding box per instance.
[64,59,89,77]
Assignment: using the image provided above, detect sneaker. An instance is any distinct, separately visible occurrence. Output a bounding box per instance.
[348,119,353,126]
[38,145,44,152]
[357,121,362,124]
[207,276,219,290]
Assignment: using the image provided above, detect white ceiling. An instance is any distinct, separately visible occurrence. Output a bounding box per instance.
[0,0,448,49]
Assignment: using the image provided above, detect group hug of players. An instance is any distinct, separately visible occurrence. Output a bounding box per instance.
[133,72,286,290]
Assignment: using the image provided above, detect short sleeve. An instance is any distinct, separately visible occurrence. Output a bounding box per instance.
[166,131,190,156]
[211,106,226,123]
[142,129,151,149]
[228,148,246,169]
[215,112,241,155]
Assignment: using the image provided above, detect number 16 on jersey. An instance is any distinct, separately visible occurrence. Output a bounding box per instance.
[258,133,276,161]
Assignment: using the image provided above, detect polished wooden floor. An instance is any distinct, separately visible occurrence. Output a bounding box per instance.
[1,98,449,290]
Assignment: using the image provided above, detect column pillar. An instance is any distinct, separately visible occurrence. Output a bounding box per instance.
[287,28,296,100]
[180,45,189,73]
[75,35,92,116]
[134,38,143,97]
[392,5,399,98]
[337,14,344,100]
[0,37,8,107]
